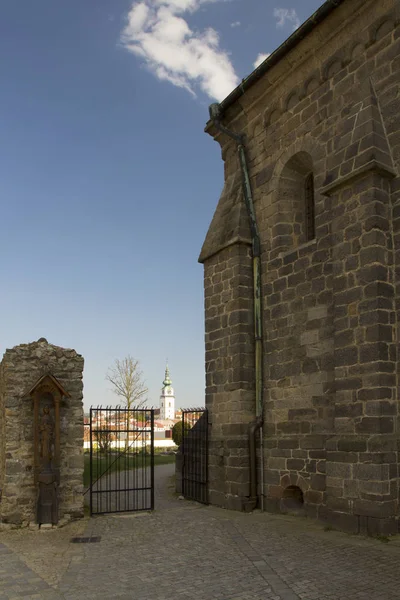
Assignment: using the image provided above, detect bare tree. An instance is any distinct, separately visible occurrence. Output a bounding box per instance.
[106,356,148,450]
[106,356,148,409]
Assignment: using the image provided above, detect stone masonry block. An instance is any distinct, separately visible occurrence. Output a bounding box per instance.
[326,462,352,478]
[307,306,328,320]
[353,499,396,519]
[353,463,389,481]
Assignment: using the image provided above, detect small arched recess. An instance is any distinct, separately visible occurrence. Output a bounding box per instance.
[276,151,316,250]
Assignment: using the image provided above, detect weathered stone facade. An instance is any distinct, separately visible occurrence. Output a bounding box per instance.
[0,339,84,526]
[200,0,400,534]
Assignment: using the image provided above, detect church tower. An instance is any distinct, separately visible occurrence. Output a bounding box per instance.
[159,364,175,421]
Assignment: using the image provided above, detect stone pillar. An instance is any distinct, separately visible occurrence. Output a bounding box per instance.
[322,79,399,534]
[201,244,255,510]
[199,163,256,511]
[0,339,84,527]
[326,173,397,534]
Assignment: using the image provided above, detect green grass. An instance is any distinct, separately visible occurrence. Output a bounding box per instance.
[83,452,175,488]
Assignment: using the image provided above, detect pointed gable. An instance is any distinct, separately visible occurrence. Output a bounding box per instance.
[322,78,397,194]
[199,171,252,263]
[25,373,71,399]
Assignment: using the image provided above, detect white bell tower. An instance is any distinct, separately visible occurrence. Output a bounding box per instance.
[160,364,175,420]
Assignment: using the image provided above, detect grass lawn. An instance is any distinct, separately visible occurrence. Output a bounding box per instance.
[83,452,175,488]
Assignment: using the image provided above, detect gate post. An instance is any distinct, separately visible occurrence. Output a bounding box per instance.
[205,409,209,505]
[181,411,185,497]
[89,407,93,517]
[150,409,154,510]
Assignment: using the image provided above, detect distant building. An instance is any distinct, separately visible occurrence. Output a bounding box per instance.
[159,364,175,421]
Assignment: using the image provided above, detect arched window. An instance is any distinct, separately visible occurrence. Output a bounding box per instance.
[274,151,316,252]
[305,172,315,241]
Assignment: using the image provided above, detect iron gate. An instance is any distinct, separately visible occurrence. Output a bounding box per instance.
[89,407,154,515]
[182,409,208,504]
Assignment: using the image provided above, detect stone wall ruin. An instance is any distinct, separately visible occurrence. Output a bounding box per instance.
[0,338,84,527]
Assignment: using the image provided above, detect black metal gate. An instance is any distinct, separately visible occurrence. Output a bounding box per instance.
[89,407,154,515]
[182,409,208,504]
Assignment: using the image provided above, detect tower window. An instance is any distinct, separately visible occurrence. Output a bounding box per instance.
[305,172,315,241]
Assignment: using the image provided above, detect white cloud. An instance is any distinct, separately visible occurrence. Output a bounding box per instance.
[273,8,301,31]
[230,21,241,28]
[121,0,239,101]
[253,53,271,69]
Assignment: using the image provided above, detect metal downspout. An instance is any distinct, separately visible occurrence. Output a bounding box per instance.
[209,104,264,512]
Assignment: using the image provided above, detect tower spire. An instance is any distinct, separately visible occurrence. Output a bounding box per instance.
[163,362,172,387]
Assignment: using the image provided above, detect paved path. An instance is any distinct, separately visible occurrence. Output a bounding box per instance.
[1,464,400,600]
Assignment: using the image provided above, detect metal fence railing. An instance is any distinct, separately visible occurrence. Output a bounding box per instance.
[89,406,154,515]
[182,408,208,504]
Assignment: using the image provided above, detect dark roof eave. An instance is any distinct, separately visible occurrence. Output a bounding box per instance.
[205,0,346,132]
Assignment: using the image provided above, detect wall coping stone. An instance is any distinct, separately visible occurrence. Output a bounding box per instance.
[278,239,317,260]
[198,235,252,264]
[321,160,397,196]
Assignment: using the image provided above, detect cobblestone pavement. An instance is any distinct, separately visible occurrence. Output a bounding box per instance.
[1,464,400,600]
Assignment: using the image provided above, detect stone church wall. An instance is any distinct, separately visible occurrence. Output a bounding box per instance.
[200,0,400,534]
[0,339,84,526]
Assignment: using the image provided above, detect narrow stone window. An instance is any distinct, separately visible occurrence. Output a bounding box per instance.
[305,172,315,241]
[275,151,315,251]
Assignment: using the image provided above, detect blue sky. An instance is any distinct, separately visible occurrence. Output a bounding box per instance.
[0,0,324,411]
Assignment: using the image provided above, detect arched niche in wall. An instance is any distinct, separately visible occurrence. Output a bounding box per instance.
[372,18,395,42]
[304,76,320,97]
[26,373,70,487]
[323,57,343,81]
[264,107,281,128]
[286,91,300,112]
[273,151,316,251]
[350,42,365,60]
